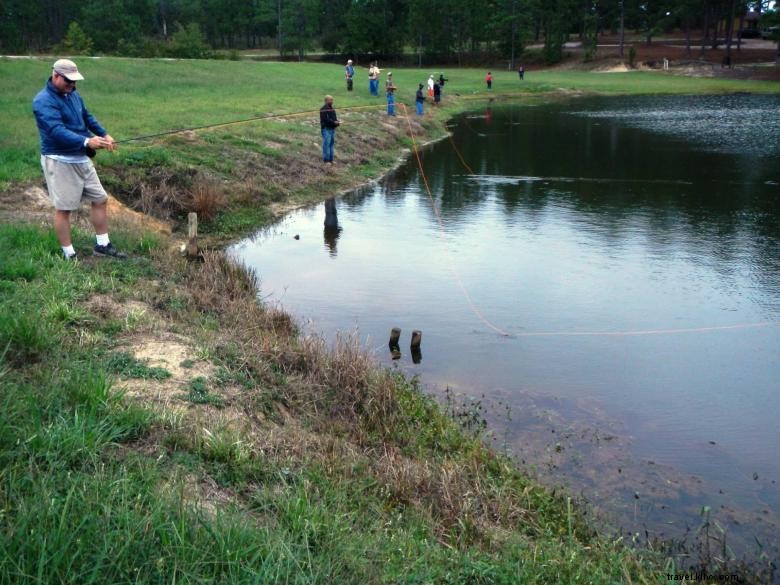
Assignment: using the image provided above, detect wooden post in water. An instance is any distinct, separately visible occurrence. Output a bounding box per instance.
[410,330,422,364]
[186,212,200,258]
[389,327,402,360]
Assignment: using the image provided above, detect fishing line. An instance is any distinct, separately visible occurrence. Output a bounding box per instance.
[447,133,474,175]
[111,98,779,340]
[115,103,389,144]
[510,321,779,338]
[401,102,512,338]
[440,117,780,339]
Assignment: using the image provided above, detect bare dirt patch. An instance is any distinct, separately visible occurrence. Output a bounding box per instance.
[0,184,173,235]
[115,332,214,411]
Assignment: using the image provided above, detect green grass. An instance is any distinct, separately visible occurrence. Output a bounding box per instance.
[0,221,670,583]
[2,56,778,191]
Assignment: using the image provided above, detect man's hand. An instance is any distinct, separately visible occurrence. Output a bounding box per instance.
[87,135,117,152]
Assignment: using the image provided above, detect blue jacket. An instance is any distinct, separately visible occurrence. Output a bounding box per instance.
[32,79,106,156]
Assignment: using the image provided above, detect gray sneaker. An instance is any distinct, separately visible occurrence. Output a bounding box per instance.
[93,243,127,259]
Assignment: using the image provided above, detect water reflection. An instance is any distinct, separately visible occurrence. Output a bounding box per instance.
[323,197,342,257]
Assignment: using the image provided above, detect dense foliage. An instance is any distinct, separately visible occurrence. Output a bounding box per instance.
[0,0,777,64]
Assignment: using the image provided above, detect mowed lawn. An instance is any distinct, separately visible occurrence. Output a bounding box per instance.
[2,56,779,188]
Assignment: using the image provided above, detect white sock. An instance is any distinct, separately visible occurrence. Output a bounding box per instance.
[62,245,76,257]
[96,233,110,247]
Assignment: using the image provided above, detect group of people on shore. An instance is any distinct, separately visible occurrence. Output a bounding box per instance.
[323,60,455,165]
[326,60,529,165]
[345,60,448,117]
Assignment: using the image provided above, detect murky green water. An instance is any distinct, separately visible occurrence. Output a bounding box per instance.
[232,94,780,561]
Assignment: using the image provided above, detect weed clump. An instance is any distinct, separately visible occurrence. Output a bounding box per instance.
[0,312,52,366]
[184,376,224,407]
[106,352,172,380]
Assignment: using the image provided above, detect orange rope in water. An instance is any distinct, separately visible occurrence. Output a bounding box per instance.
[401,103,512,337]
[447,133,475,175]
[511,321,779,338]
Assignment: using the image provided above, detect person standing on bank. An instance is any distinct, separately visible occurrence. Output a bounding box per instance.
[33,58,125,260]
[415,83,426,116]
[486,71,493,89]
[368,62,380,96]
[427,74,434,98]
[385,72,397,116]
[320,95,340,165]
[433,79,441,105]
[517,65,524,80]
[438,73,448,95]
[345,59,355,91]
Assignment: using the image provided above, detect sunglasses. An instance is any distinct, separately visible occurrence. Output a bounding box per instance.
[57,72,76,85]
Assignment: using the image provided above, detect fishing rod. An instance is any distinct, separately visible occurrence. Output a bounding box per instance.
[112,102,391,145]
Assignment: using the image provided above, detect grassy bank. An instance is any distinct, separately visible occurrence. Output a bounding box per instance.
[0,221,667,583]
[2,58,778,583]
[2,58,779,242]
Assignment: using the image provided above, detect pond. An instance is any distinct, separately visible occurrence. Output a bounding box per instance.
[231,94,780,563]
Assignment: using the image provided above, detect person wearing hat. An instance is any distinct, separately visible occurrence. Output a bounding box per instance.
[415,83,426,116]
[32,59,125,260]
[385,72,397,116]
[427,74,434,98]
[345,59,354,91]
[319,95,340,165]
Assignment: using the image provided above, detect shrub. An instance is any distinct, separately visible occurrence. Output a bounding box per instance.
[189,176,227,221]
[116,37,164,58]
[167,23,211,59]
[60,22,94,56]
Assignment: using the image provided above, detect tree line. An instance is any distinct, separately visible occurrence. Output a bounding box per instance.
[1,0,777,65]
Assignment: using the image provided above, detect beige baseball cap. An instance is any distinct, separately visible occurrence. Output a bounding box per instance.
[53,59,84,81]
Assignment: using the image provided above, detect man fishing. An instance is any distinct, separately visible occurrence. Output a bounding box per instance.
[32,58,126,260]
[415,84,426,116]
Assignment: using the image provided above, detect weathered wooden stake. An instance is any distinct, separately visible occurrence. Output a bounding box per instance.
[411,346,422,364]
[389,327,401,359]
[410,330,422,349]
[186,212,200,258]
[389,327,402,348]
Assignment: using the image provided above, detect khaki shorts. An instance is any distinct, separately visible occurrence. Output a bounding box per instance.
[40,156,108,211]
